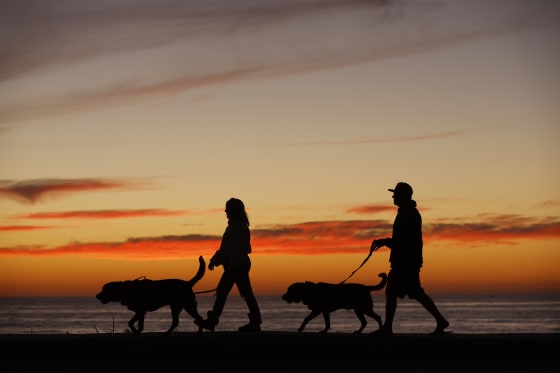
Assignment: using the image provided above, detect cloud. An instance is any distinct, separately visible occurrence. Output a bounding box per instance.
[0,225,57,232]
[1,0,557,125]
[274,130,465,146]
[427,214,560,246]
[16,209,188,220]
[0,178,155,204]
[348,205,396,214]
[0,234,221,261]
[535,200,560,209]
[1,213,558,259]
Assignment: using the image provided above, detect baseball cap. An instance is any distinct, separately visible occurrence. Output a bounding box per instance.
[388,182,413,196]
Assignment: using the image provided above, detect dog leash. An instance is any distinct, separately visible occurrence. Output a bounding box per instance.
[339,244,378,284]
[130,275,216,295]
[194,288,217,295]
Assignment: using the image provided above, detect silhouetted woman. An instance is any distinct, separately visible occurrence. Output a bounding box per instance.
[195,197,262,332]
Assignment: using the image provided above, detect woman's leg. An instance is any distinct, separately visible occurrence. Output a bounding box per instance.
[236,271,262,331]
[237,272,261,317]
[211,271,236,317]
[195,271,235,331]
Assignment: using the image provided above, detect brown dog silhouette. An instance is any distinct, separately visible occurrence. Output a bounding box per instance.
[96,256,206,334]
[282,273,387,333]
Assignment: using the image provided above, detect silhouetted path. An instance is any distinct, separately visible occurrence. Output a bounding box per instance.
[1,332,557,372]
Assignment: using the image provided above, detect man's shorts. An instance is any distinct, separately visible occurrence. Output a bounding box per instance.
[385,267,426,299]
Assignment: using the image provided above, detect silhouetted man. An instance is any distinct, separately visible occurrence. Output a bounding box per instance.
[371,182,449,336]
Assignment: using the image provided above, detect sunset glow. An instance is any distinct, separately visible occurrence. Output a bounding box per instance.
[1,0,559,297]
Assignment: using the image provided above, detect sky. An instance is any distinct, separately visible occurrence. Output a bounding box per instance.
[1,0,559,297]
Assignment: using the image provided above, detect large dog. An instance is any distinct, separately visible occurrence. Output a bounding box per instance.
[282,273,387,334]
[96,256,206,334]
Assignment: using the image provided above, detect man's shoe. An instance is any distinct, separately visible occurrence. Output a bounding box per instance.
[370,327,393,337]
[430,320,451,336]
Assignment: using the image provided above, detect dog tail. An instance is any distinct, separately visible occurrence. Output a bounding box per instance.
[188,256,206,286]
[367,272,388,291]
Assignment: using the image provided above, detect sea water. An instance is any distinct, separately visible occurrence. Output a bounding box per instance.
[0,293,558,335]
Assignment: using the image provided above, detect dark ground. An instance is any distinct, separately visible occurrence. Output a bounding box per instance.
[1,332,558,372]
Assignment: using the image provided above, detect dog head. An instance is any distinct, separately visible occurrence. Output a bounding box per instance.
[281,281,316,304]
[96,281,126,305]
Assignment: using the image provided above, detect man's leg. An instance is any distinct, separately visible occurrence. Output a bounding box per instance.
[416,293,449,333]
[384,295,397,332]
[371,295,396,336]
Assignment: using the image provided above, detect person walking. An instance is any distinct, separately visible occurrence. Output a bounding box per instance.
[195,197,262,332]
[371,182,449,336]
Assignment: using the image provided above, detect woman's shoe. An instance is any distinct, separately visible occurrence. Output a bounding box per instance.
[238,312,261,332]
[238,323,261,332]
[194,311,219,332]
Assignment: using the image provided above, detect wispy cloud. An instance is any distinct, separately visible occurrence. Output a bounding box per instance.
[0,178,156,204]
[15,209,188,220]
[347,205,395,214]
[0,225,58,232]
[276,131,464,146]
[1,0,557,125]
[1,213,558,259]
[0,234,220,261]
[427,214,560,246]
[534,200,560,209]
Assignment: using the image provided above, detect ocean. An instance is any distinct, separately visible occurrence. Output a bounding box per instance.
[0,293,558,335]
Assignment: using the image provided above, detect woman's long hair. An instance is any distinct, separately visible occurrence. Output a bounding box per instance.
[226,198,250,226]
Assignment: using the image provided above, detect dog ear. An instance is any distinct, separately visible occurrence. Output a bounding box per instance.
[304,281,316,289]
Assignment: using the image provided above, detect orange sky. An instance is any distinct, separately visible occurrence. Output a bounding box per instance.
[1,200,559,296]
[1,0,559,297]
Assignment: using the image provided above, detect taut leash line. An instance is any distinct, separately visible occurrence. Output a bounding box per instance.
[339,245,378,284]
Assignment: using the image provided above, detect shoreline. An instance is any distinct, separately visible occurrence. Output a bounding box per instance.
[1,332,558,372]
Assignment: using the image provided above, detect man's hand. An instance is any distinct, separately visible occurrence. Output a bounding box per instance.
[208,262,215,271]
[371,238,390,251]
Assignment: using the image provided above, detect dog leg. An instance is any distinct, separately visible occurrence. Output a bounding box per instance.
[298,309,321,332]
[165,306,181,334]
[184,306,204,328]
[129,312,145,334]
[321,311,331,333]
[364,309,384,329]
[372,312,383,329]
[354,311,367,334]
